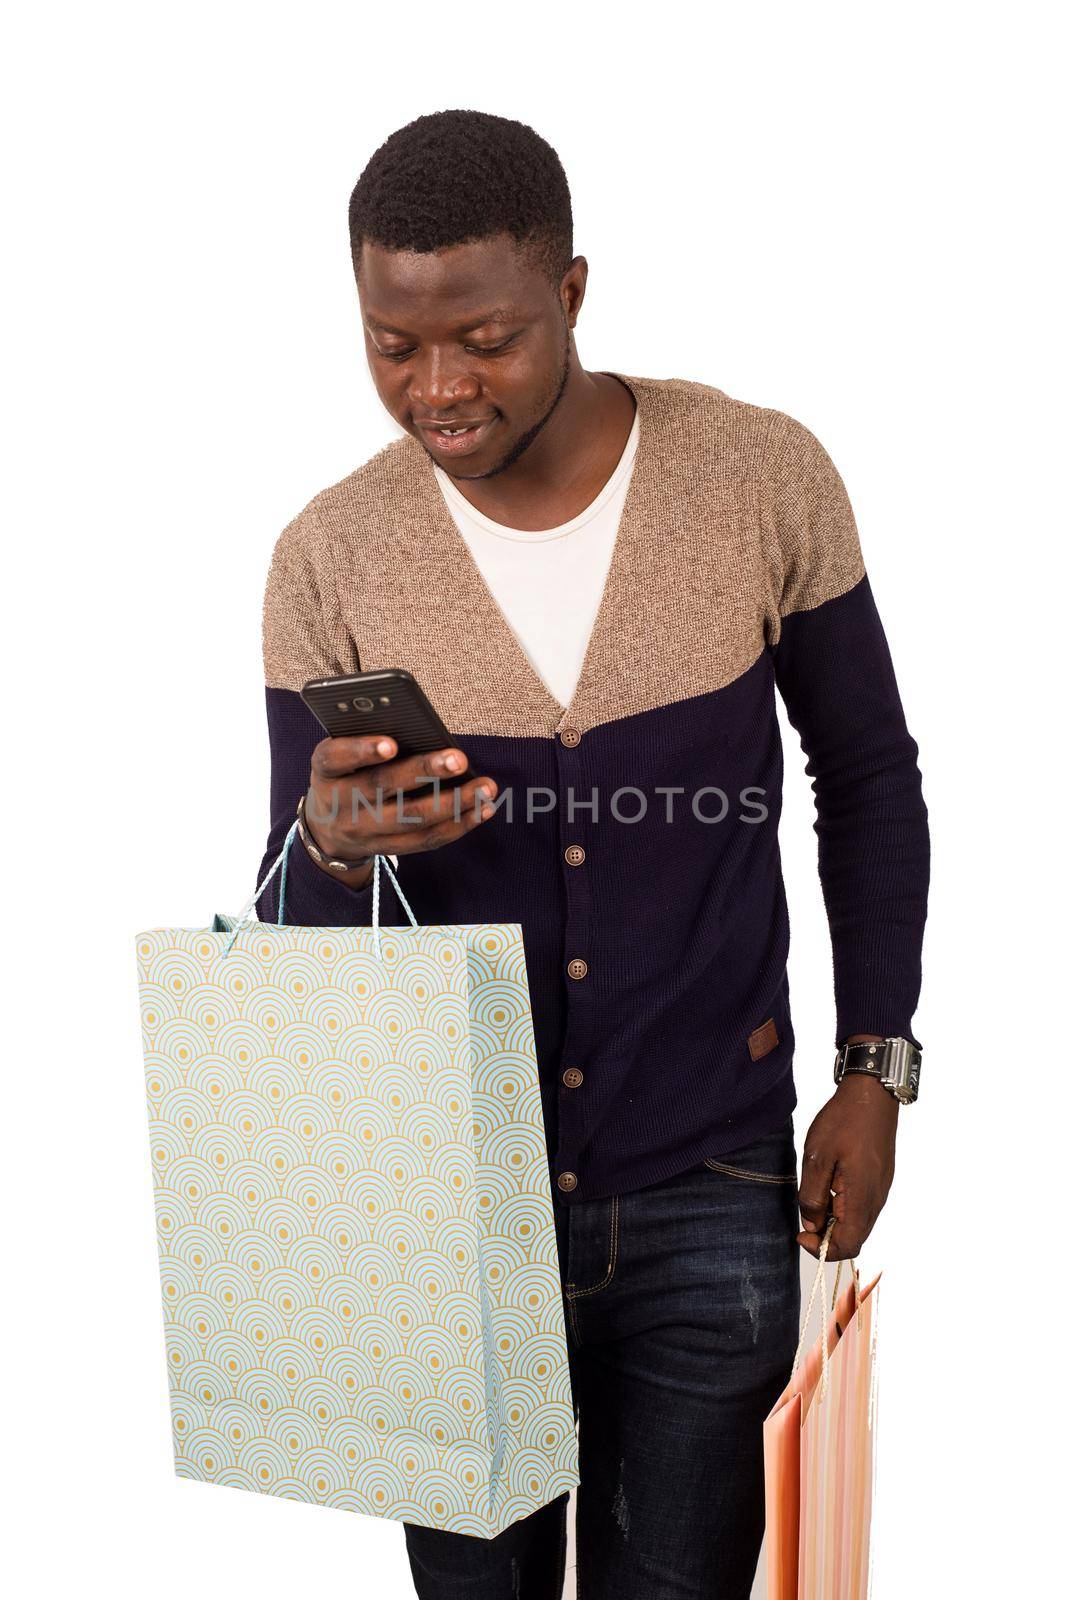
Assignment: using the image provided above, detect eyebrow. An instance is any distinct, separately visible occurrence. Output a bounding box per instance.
[366,307,523,336]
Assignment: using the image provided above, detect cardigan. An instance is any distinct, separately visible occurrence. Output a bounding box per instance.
[256,374,930,1206]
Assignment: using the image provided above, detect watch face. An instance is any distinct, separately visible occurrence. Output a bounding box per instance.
[891,1048,921,1103]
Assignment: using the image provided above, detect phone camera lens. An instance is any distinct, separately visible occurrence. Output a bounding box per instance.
[354,696,374,711]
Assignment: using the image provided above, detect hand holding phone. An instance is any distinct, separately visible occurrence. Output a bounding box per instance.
[298,670,498,884]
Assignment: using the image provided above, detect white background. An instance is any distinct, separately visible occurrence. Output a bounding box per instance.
[4,4,1064,1595]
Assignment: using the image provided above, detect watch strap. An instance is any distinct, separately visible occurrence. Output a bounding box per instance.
[834,1036,922,1103]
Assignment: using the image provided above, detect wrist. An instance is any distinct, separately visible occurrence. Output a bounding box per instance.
[310,847,373,891]
[834,1070,899,1120]
[834,1034,921,1106]
[298,792,374,889]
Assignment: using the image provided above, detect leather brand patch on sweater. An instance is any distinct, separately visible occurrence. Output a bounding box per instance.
[747,1018,779,1061]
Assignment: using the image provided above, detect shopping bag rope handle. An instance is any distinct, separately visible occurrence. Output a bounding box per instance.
[370,852,418,956]
[223,812,418,957]
[791,1218,862,1403]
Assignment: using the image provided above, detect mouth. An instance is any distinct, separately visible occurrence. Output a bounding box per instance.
[414,416,496,457]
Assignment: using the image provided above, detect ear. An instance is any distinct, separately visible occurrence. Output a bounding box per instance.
[559,256,589,329]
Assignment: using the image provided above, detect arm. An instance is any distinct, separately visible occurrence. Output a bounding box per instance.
[256,681,382,925]
[761,412,930,1259]
[256,503,497,927]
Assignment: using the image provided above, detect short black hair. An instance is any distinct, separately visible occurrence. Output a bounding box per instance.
[348,110,573,282]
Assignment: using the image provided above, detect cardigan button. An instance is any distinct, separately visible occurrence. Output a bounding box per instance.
[567,958,588,981]
[562,1067,584,1088]
[564,844,586,866]
[559,728,582,748]
[557,1171,579,1192]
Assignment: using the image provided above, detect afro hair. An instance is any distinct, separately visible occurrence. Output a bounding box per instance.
[348,109,574,282]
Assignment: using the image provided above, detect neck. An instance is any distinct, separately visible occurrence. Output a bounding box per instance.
[441,359,636,533]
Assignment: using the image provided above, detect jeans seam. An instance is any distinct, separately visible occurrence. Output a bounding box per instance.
[701,1157,797,1185]
[565,1194,620,1300]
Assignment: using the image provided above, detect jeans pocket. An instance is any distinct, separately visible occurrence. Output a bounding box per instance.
[701,1119,798,1186]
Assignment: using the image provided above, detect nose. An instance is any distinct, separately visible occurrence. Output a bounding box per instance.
[408,349,480,413]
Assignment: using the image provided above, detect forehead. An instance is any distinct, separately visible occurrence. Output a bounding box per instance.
[358,235,551,330]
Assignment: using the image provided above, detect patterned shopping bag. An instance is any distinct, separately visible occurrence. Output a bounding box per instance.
[764,1222,881,1599]
[135,822,580,1536]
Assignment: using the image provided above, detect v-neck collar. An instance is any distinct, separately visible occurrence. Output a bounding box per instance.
[418,372,652,736]
[432,406,640,546]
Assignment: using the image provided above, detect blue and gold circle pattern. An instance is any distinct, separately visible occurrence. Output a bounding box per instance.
[136,920,580,1536]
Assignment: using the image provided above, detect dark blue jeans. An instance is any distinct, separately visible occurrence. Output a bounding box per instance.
[403,1120,801,1598]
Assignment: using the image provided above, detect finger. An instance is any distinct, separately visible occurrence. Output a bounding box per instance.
[372,746,471,798]
[311,734,400,780]
[314,751,478,826]
[821,1184,867,1261]
[797,1206,839,1256]
[400,785,500,852]
[351,779,498,856]
[335,749,471,812]
[384,775,497,833]
[797,1148,836,1234]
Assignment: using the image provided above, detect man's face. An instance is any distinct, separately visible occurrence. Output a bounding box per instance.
[356,234,579,480]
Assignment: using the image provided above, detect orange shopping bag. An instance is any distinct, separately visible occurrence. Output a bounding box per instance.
[764,1221,881,1600]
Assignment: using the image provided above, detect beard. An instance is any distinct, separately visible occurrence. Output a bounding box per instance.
[476,344,571,480]
[432,337,572,483]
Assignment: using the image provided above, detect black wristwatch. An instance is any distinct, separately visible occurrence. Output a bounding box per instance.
[833,1036,922,1105]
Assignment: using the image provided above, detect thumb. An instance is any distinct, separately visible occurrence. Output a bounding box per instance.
[797,1146,835,1235]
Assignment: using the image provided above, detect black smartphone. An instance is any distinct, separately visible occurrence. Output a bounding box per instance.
[300,669,455,758]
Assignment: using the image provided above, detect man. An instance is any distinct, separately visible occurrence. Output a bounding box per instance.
[258,110,929,1598]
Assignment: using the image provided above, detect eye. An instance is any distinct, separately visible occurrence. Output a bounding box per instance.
[376,346,414,363]
[464,335,517,356]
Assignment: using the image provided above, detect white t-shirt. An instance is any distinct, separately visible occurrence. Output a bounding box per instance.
[433,411,640,709]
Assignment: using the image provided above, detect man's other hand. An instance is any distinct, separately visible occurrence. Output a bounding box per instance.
[796,1052,899,1261]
